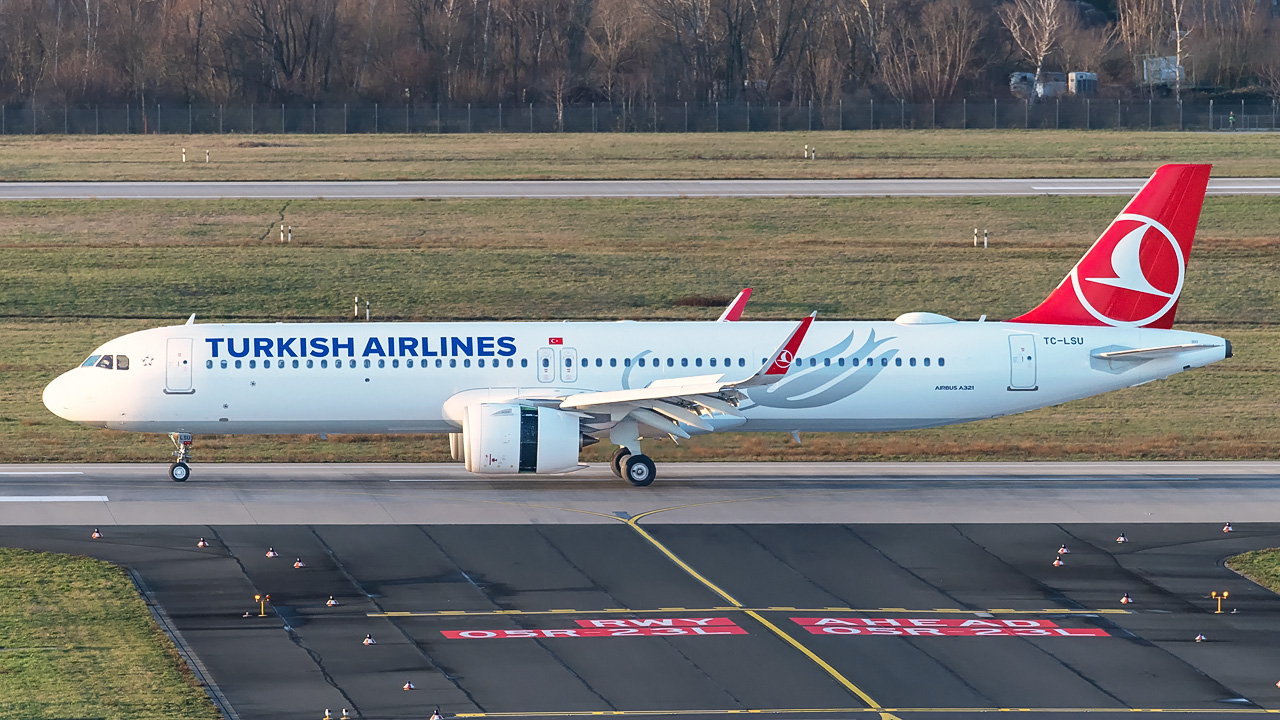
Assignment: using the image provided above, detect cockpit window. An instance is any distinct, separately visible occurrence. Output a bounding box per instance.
[95,355,114,370]
[81,355,101,368]
[115,355,129,370]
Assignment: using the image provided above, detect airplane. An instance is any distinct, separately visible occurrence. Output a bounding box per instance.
[43,164,1230,486]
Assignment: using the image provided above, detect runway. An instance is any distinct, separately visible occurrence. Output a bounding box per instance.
[0,178,1277,199]
[8,462,1280,719]
[2,461,1280,525]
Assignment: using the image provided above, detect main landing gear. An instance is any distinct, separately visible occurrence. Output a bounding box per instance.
[168,432,193,482]
[610,446,656,487]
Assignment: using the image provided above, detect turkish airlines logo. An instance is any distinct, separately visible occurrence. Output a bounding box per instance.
[1070,213,1185,327]
[773,349,794,369]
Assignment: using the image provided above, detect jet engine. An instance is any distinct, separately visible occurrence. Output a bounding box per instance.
[462,403,583,474]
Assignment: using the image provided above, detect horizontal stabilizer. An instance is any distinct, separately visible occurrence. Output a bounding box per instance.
[1091,343,1222,360]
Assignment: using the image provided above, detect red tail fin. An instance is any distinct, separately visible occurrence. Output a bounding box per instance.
[1009,164,1210,329]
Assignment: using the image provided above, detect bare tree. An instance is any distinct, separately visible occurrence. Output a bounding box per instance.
[1057,3,1116,74]
[998,0,1063,83]
[914,0,983,99]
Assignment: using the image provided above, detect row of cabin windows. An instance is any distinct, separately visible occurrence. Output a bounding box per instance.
[82,354,130,370]
[206,355,946,371]
[559,356,945,369]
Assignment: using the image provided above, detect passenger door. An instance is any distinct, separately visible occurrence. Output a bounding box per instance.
[165,338,194,393]
[1008,334,1038,391]
[536,348,555,383]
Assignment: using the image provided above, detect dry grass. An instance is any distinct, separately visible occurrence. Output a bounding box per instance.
[1227,549,1280,596]
[0,131,1276,181]
[0,548,221,719]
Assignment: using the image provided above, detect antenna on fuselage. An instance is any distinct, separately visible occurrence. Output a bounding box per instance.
[185,313,196,326]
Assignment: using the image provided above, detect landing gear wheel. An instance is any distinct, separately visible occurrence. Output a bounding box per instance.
[610,447,631,478]
[622,454,656,487]
[169,462,190,483]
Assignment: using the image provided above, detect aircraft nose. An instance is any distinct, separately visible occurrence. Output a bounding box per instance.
[43,371,82,421]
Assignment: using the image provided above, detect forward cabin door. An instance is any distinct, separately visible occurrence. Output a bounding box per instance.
[1008,334,1038,391]
[165,338,194,393]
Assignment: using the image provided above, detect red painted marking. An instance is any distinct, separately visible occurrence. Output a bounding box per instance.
[790,617,1107,638]
[575,617,736,628]
[442,625,747,639]
[548,337,563,345]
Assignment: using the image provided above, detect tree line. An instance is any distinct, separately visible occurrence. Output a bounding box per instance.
[0,0,1275,109]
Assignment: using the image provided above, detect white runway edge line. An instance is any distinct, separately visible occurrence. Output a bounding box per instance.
[0,471,85,476]
[0,496,108,502]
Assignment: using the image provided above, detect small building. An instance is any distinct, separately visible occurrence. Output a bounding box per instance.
[1068,72,1098,96]
[1009,72,1035,99]
[1035,72,1068,98]
[1142,56,1184,86]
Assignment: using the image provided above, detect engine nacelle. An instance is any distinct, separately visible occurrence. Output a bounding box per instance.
[449,433,465,463]
[463,403,582,474]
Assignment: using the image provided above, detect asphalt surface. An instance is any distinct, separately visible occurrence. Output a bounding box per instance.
[4,461,1280,525]
[5,522,1279,720]
[0,178,1278,199]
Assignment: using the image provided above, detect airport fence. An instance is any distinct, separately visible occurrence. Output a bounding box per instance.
[3,98,1278,134]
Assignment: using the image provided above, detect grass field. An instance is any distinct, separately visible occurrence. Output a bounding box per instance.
[1227,549,1280,596]
[2,192,1276,463]
[0,131,1276,181]
[0,548,220,719]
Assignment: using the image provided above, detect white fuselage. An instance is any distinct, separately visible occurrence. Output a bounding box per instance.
[42,318,1228,437]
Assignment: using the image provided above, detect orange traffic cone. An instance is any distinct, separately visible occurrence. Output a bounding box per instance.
[197,538,208,548]
[1052,556,1064,567]
[1223,522,1233,533]
[293,558,306,569]
[403,681,415,690]
[363,634,376,645]
[1058,544,1070,554]
[327,596,339,607]
[1194,633,1205,642]
[341,711,350,719]
[1120,593,1132,604]
[1116,533,1128,543]
[323,710,331,720]
[91,528,102,539]
[431,707,444,720]
[266,547,279,558]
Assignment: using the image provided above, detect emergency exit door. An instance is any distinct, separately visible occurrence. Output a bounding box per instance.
[1008,334,1037,391]
[165,338,194,393]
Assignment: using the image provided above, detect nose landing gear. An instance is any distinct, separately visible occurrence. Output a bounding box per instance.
[168,432,193,482]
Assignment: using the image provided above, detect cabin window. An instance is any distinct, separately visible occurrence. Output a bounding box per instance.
[909,358,917,367]
[638,358,646,367]
[406,359,413,368]
[463,359,471,368]
[507,359,514,368]
[923,358,931,367]
[709,358,717,367]
[542,357,550,368]
[681,358,688,367]
[249,360,257,369]
[596,358,603,367]
[306,359,314,368]
[852,357,859,366]
[739,358,746,367]
[880,358,888,367]
[610,358,617,368]
[393,359,400,368]
[235,360,242,369]
[437,359,444,368]
[939,358,946,367]
[825,358,831,366]
[205,359,212,369]
[624,358,631,367]
[838,358,845,366]
[895,358,902,366]
[565,358,572,367]
[450,359,457,368]
[581,358,588,367]
[220,359,228,369]
[667,358,675,368]
[519,359,527,368]
[695,358,702,367]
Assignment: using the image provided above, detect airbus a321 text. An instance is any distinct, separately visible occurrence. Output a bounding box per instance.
[43,164,1230,486]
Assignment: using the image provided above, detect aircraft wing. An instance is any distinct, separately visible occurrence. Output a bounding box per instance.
[716,288,752,322]
[558,314,814,437]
